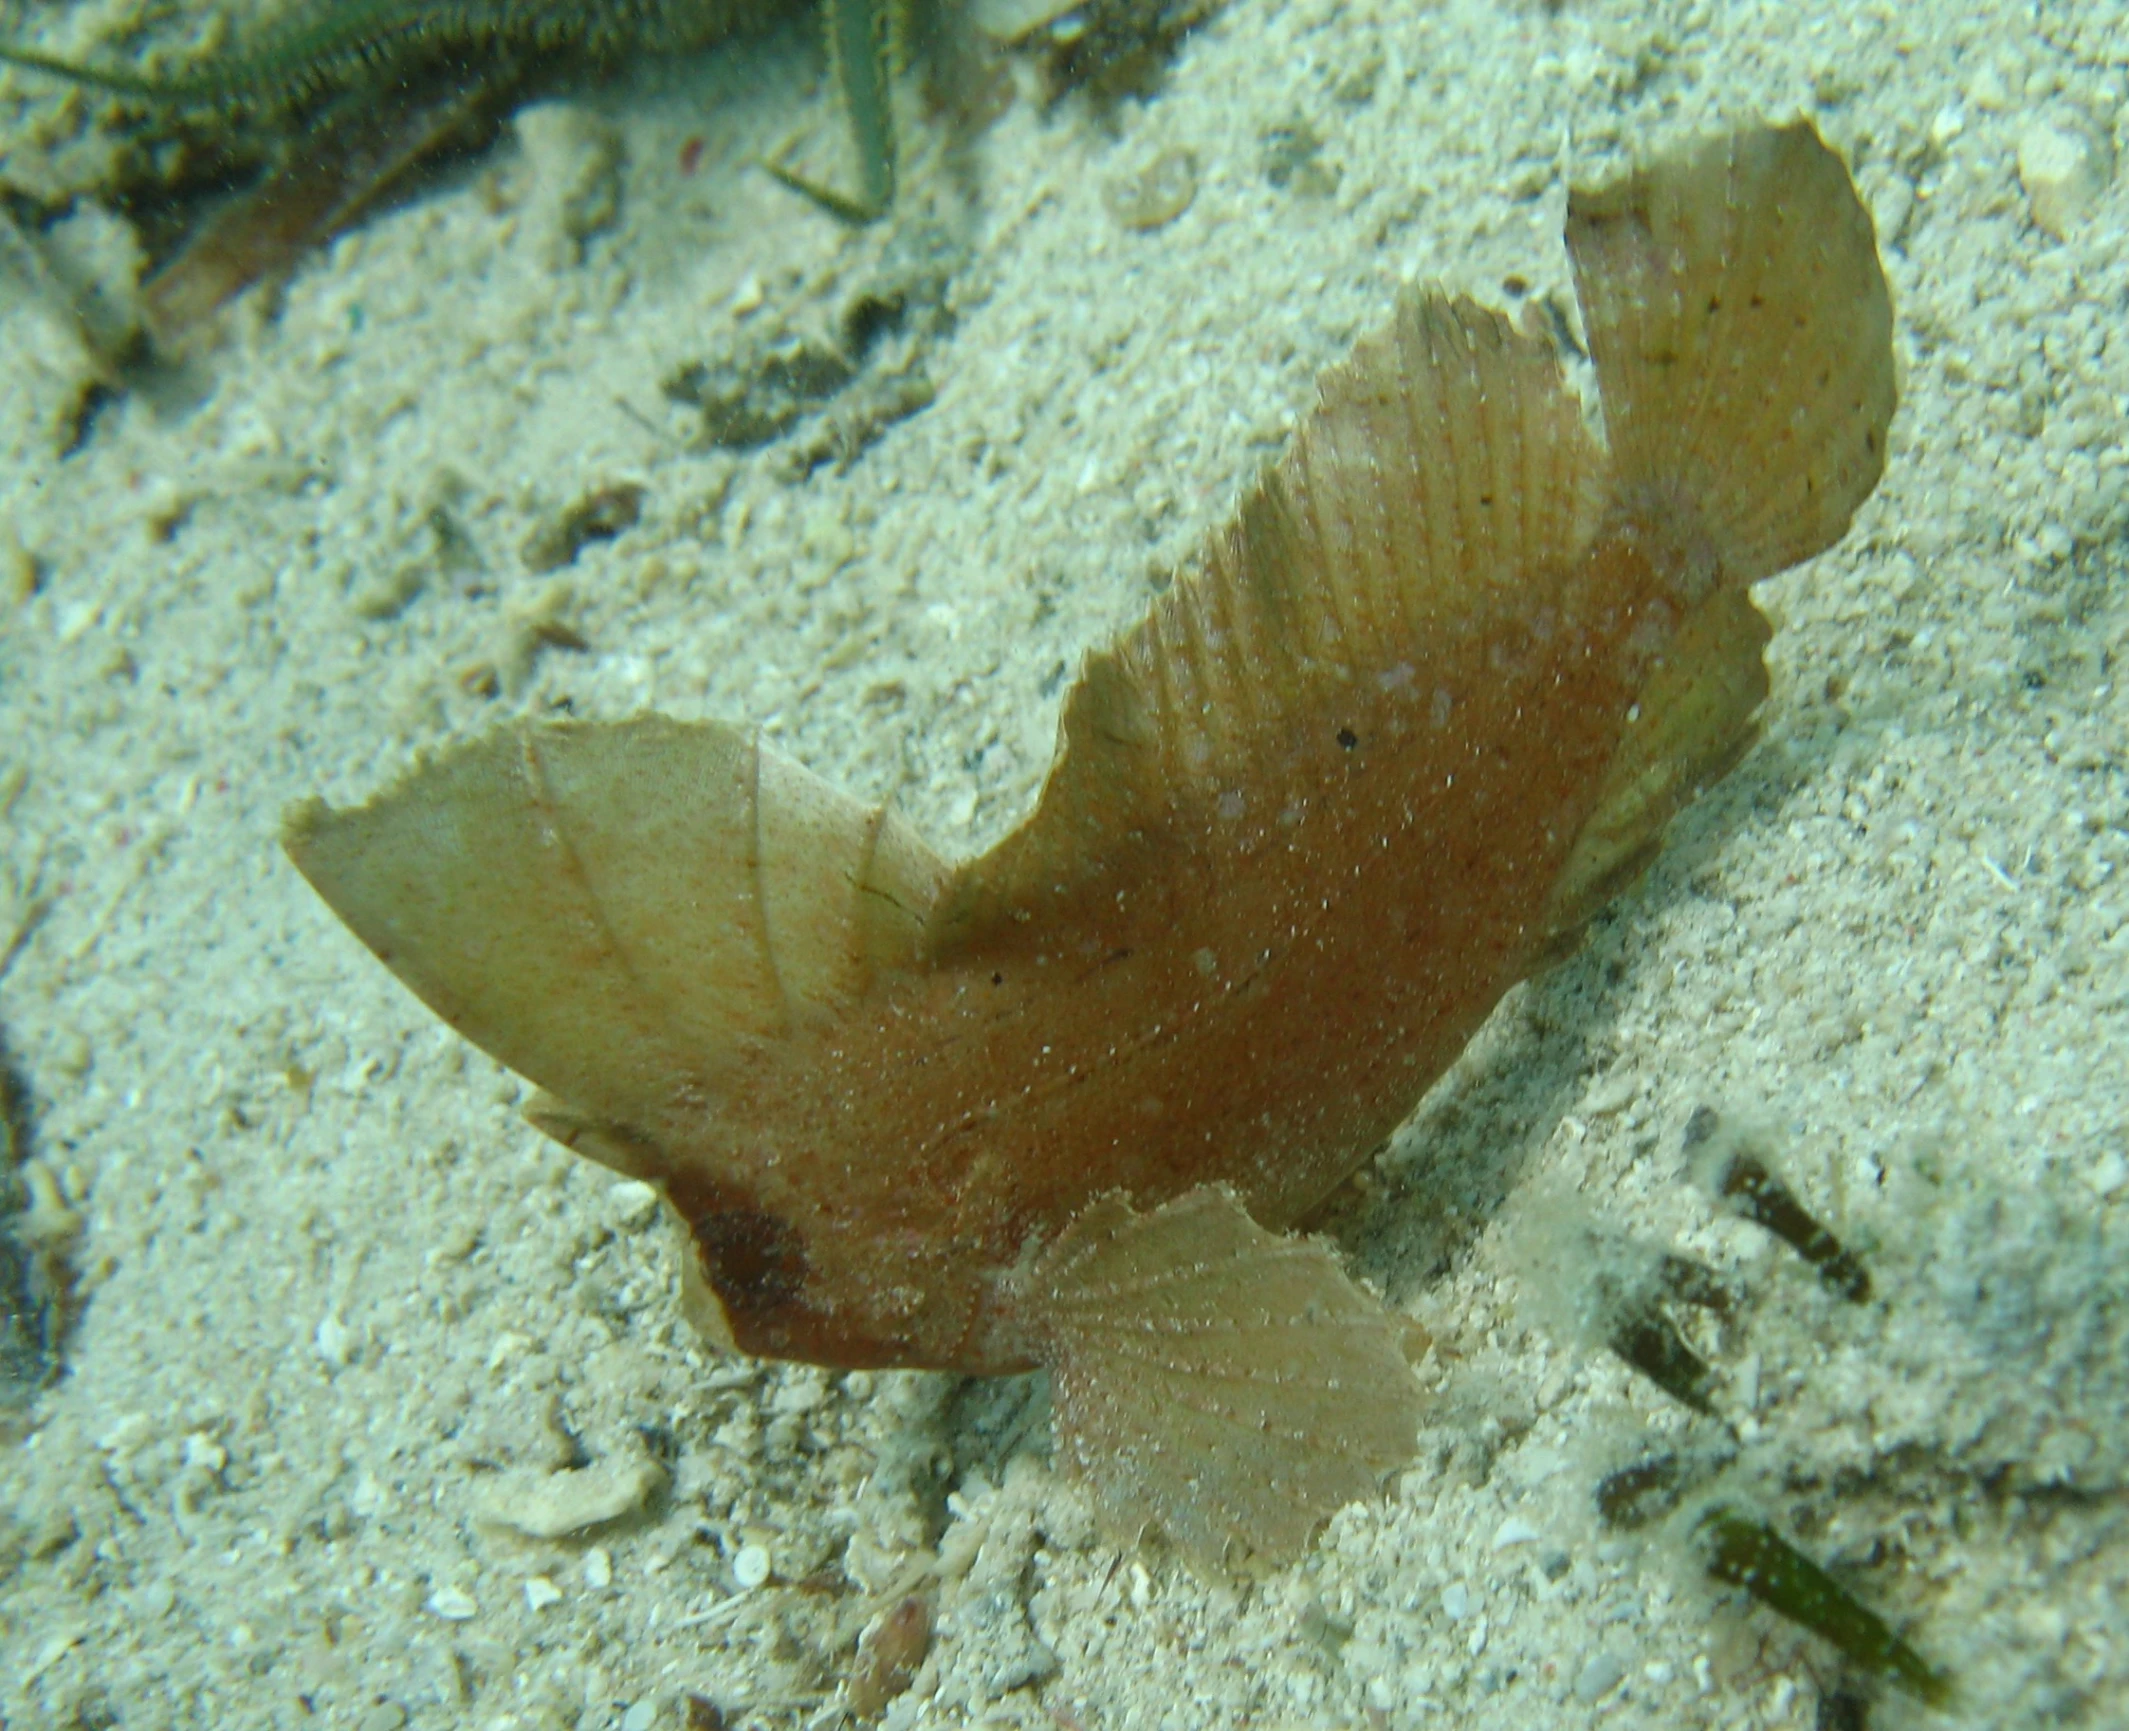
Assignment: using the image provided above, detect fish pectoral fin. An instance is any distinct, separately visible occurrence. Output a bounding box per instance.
[1027,1185,1424,1572]
[1537,582,1774,957]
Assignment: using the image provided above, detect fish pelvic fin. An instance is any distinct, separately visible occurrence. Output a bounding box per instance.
[1024,1184,1424,1571]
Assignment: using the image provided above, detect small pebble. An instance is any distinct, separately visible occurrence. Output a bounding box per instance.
[346,561,425,623]
[426,1585,478,1621]
[1491,1516,1540,1550]
[514,102,624,267]
[1575,1652,1627,1702]
[14,1161,79,1248]
[1965,65,2009,112]
[620,1702,658,1731]
[50,1029,92,1078]
[313,1314,355,1370]
[732,1543,772,1591]
[474,1443,666,1540]
[583,1546,614,1590]
[608,1178,662,1229]
[524,1575,563,1612]
[1104,148,1200,232]
[847,1595,932,1716]
[1439,1581,1472,1620]
[181,1432,226,1474]
[2018,120,2111,239]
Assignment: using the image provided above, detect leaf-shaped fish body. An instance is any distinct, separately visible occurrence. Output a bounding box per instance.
[287,122,1895,1564]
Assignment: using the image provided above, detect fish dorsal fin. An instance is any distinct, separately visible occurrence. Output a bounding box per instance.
[1028,1185,1423,1571]
[929,293,1609,949]
[283,718,948,1137]
[1566,122,1897,588]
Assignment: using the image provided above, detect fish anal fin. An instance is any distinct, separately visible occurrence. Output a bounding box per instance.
[1026,1185,1423,1571]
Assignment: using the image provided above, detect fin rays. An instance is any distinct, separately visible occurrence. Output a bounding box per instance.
[284,719,950,1137]
[1032,1188,1423,1568]
[931,292,1610,950]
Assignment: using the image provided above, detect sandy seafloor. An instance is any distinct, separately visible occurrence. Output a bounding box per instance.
[1,0,2126,1725]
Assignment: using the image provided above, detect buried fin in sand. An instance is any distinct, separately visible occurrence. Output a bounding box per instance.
[285,121,1895,1569]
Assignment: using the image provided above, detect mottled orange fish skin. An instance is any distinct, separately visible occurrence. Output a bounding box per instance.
[660,511,1696,1375]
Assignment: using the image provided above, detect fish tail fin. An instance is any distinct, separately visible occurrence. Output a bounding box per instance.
[1025,1186,1423,1570]
[1568,121,1897,588]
